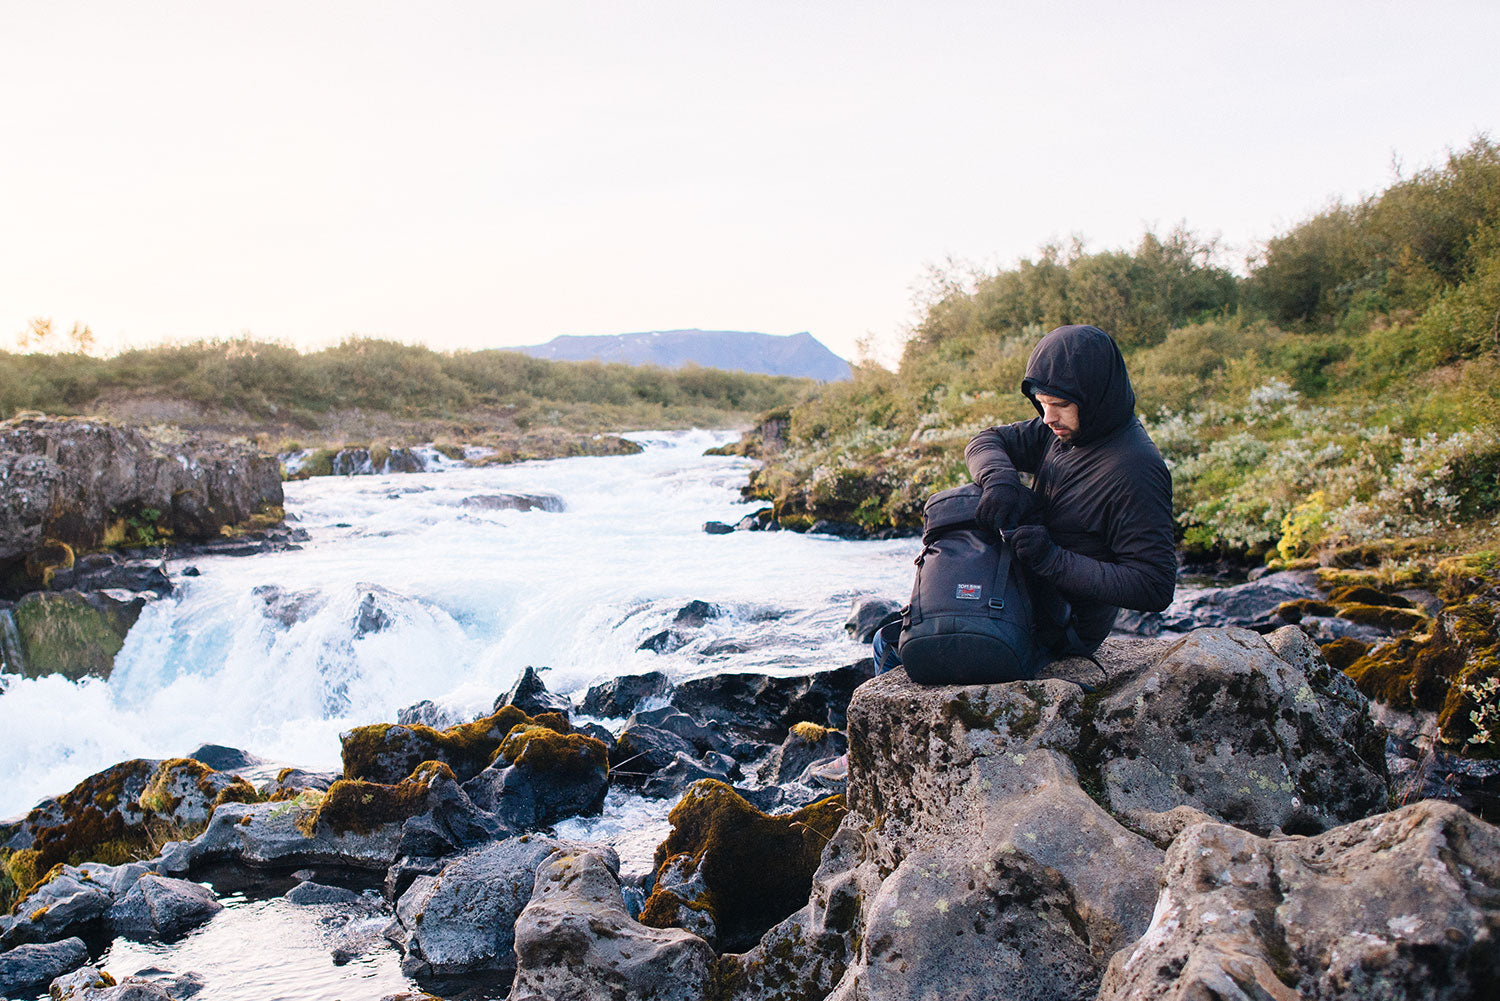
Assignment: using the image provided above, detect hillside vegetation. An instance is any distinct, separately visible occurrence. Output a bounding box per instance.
[742,137,1500,567]
[0,338,817,444]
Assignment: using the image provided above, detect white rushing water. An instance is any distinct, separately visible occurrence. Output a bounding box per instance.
[0,430,920,819]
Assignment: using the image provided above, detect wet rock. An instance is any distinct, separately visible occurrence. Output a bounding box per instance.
[636,629,680,654]
[638,780,846,953]
[1099,801,1500,1001]
[1111,608,1163,637]
[578,670,671,717]
[251,583,323,627]
[1161,569,1318,632]
[668,661,875,743]
[844,597,900,643]
[47,964,118,999]
[495,665,571,717]
[459,492,566,513]
[0,937,88,994]
[0,417,283,598]
[284,880,361,905]
[183,744,263,773]
[6,589,145,681]
[394,700,463,729]
[391,835,563,976]
[258,767,338,800]
[47,553,172,596]
[758,722,848,785]
[509,847,713,1001]
[641,751,737,800]
[609,723,698,788]
[107,874,222,941]
[352,584,398,636]
[673,599,724,628]
[573,722,616,754]
[1091,626,1388,836]
[1,864,116,947]
[460,725,608,829]
[626,706,736,756]
[703,521,736,534]
[807,519,867,539]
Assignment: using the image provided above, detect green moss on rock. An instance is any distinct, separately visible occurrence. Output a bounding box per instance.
[1327,585,1414,608]
[341,705,537,783]
[1319,637,1372,672]
[640,779,847,952]
[495,725,608,782]
[10,590,140,681]
[1336,603,1428,631]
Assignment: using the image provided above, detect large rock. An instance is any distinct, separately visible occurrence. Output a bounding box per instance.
[1099,801,1500,1001]
[578,670,671,717]
[0,936,88,994]
[106,874,222,940]
[340,705,547,784]
[5,760,159,887]
[0,865,116,947]
[460,724,609,829]
[508,847,714,1001]
[668,662,875,743]
[495,666,571,717]
[638,780,847,953]
[391,835,562,976]
[1160,570,1318,632]
[844,597,900,644]
[5,589,144,681]
[0,416,283,595]
[1089,626,1388,836]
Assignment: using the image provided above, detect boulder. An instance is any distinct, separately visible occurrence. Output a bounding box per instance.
[0,416,283,597]
[259,767,338,800]
[460,725,608,829]
[673,599,725,628]
[495,665,572,717]
[47,553,172,596]
[627,706,739,756]
[395,699,464,729]
[1161,570,1318,632]
[703,521,736,535]
[6,589,144,681]
[509,848,714,1001]
[641,751,737,800]
[5,759,159,887]
[183,744,263,772]
[1,865,116,947]
[637,780,846,953]
[610,723,699,788]
[668,661,875,743]
[339,705,547,784]
[1089,627,1388,835]
[1099,801,1500,1001]
[284,880,361,906]
[0,937,89,994]
[578,670,671,717]
[758,722,847,785]
[391,835,562,976]
[843,597,900,643]
[136,758,258,828]
[459,492,565,513]
[50,968,202,1000]
[106,874,222,940]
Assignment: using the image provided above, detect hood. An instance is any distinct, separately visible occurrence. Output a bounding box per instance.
[1020,324,1136,447]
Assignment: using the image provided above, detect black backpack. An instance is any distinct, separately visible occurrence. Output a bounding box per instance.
[895,484,1042,684]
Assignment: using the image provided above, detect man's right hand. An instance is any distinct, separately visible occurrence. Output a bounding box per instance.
[976,482,1039,534]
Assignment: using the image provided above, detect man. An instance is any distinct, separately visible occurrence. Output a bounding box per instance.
[965,323,1176,655]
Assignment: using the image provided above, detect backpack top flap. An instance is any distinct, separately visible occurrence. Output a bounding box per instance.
[922,483,985,544]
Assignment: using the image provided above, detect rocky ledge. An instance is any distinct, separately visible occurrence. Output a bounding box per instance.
[0,416,284,599]
[1,627,1496,1000]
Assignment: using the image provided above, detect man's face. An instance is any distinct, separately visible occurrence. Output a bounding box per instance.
[1035,393,1080,442]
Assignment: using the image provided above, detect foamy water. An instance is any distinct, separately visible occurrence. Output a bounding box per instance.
[1,430,920,818]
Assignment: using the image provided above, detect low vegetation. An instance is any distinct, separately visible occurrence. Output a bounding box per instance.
[739,137,1500,566]
[0,337,818,444]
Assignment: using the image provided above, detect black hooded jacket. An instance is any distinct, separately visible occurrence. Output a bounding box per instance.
[965,325,1175,647]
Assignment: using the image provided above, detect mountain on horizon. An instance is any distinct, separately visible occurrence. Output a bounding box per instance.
[515,329,853,382]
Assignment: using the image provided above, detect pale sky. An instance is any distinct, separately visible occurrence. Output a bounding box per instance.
[3,1,1497,364]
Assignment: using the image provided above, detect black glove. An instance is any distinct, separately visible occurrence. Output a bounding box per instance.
[976,482,1039,534]
[1008,524,1057,569]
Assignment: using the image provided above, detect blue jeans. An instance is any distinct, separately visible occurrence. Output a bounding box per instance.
[871,619,903,674]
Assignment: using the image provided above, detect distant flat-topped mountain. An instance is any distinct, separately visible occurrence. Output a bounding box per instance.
[516,329,852,382]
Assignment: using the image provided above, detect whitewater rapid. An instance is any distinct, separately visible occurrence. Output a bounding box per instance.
[1,430,919,818]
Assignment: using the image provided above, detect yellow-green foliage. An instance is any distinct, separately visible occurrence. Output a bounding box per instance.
[1336,603,1428,632]
[789,721,834,743]
[640,780,847,950]
[298,760,450,837]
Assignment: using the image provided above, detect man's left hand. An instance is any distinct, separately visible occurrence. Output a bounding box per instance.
[1008,524,1056,569]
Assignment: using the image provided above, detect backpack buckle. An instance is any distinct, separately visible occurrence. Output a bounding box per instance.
[988,598,1005,610]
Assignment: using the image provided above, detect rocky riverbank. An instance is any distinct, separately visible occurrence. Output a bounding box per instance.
[1,614,1497,1000]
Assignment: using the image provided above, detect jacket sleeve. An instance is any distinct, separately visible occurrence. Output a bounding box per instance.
[965,418,1053,488]
[1032,459,1177,612]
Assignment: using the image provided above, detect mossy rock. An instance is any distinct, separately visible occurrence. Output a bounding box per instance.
[1336,603,1428,632]
[1274,598,1337,622]
[1327,586,1415,608]
[22,539,74,590]
[297,761,451,838]
[494,724,607,783]
[9,590,143,681]
[640,779,847,953]
[340,705,539,783]
[137,758,259,827]
[14,759,157,891]
[1319,637,1372,672]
